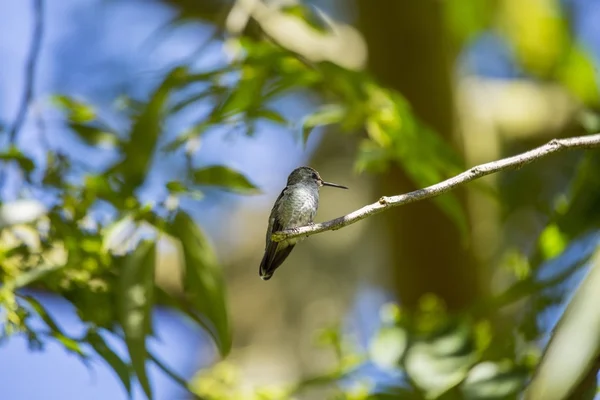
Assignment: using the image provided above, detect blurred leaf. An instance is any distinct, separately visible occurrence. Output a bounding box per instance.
[68,122,119,147]
[369,326,408,370]
[280,4,330,33]
[443,0,495,46]
[368,388,420,400]
[118,67,187,192]
[166,181,187,193]
[192,165,259,194]
[578,110,600,133]
[500,0,568,77]
[0,146,35,177]
[147,351,191,393]
[52,95,96,123]
[538,224,568,260]
[10,264,66,289]
[556,154,600,237]
[162,121,211,153]
[218,65,266,118]
[22,296,88,360]
[117,240,156,399]
[169,211,231,355]
[462,361,526,400]
[0,199,46,229]
[557,46,600,106]
[525,247,600,400]
[405,321,477,398]
[432,194,470,243]
[502,249,531,281]
[22,296,63,333]
[253,108,287,125]
[87,330,132,398]
[301,104,346,143]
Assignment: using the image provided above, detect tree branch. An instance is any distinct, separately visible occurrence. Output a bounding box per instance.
[272,133,600,242]
[8,0,44,144]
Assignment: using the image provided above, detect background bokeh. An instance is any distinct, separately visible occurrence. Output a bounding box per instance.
[1,0,600,399]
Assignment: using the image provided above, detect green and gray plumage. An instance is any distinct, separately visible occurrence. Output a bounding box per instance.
[259,166,348,280]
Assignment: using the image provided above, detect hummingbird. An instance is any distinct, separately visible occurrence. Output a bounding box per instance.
[259,166,348,280]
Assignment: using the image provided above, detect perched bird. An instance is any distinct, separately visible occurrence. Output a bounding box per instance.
[259,166,348,280]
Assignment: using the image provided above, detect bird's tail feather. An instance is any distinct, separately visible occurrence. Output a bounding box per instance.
[259,244,295,280]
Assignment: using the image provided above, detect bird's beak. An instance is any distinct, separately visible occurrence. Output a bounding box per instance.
[321,180,349,189]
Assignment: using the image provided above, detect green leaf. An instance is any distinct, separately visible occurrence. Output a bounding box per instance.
[68,122,119,147]
[538,224,568,260]
[117,240,156,399]
[87,330,132,397]
[462,361,526,400]
[162,122,210,153]
[22,296,88,360]
[405,321,477,398]
[253,108,287,125]
[10,264,66,289]
[169,85,228,114]
[192,165,259,194]
[22,296,63,334]
[52,95,96,123]
[301,104,346,143]
[166,181,187,193]
[0,146,35,177]
[218,65,266,118]
[119,67,187,192]
[525,247,600,400]
[169,211,231,355]
[369,326,408,370]
[0,199,46,229]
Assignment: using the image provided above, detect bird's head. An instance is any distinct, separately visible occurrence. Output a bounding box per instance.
[286,166,348,189]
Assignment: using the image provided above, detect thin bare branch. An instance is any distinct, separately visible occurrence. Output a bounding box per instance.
[8,0,44,144]
[272,133,600,242]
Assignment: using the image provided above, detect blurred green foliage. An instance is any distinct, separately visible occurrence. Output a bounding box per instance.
[1,0,600,399]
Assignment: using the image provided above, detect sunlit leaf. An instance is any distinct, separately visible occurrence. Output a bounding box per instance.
[557,45,599,106]
[443,0,494,46]
[462,361,526,399]
[10,264,66,289]
[52,95,96,123]
[0,199,46,229]
[538,224,568,260]
[117,240,156,399]
[169,211,231,356]
[369,326,408,370]
[301,104,346,143]
[405,321,477,398]
[87,330,132,398]
[578,110,600,133]
[192,165,259,194]
[525,248,600,400]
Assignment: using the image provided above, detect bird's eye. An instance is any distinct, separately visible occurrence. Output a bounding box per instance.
[312,173,319,179]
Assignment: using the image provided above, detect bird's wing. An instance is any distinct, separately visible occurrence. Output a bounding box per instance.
[259,187,295,280]
[265,186,287,246]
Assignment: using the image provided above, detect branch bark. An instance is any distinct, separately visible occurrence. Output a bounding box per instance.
[272,133,600,242]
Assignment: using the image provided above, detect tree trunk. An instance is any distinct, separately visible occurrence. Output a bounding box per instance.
[357,0,482,310]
